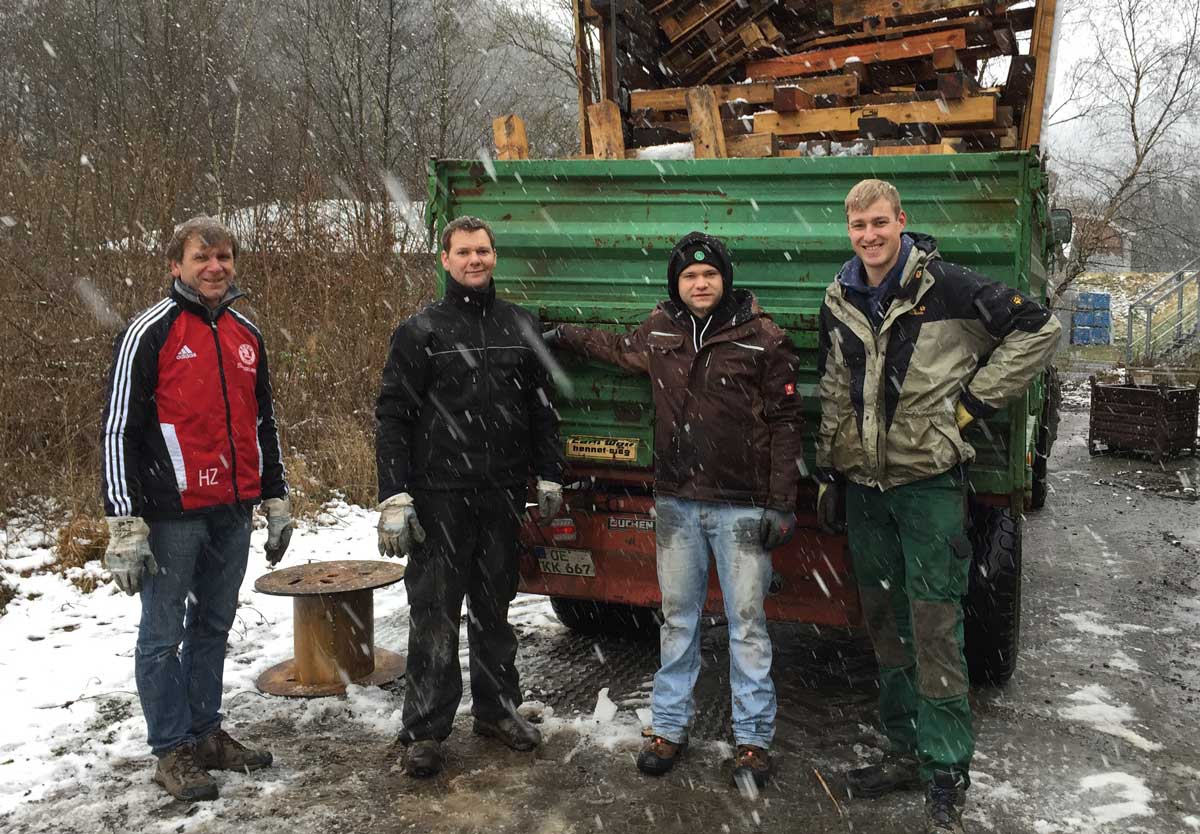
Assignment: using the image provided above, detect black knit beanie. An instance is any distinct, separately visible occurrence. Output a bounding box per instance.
[666,231,733,308]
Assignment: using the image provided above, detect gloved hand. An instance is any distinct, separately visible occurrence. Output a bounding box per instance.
[536,480,564,519]
[955,401,974,430]
[377,492,426,558]
[103,516,157,595]
[759,508,796,550]
[816,481,844,535]
[541,326,562,347]
[261,496,293,566]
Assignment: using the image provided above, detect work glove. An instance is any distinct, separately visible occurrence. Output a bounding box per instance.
[816,481,844,535]
[103,516,157,595]
[541,326,562,347]
[261,496,293,566]
[536,480,564,519]
[759,508,796,550]
[377,492,425,558]
[955,401,974,430]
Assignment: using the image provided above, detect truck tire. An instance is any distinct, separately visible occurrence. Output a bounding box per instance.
[1030,366,1061,510]
[963,505,1022,687]
[550,597,659,640]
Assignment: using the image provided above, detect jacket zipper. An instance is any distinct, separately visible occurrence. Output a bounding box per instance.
[209,316,242,503]
[480,308,491,475]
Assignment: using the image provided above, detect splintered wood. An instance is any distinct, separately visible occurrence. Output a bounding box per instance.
[492,0,1055,160]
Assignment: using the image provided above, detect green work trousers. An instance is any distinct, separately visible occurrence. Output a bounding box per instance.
[847,469,973,784]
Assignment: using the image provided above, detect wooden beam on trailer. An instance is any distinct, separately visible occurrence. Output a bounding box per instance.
[872,139,962,155]
[727,133,779,157]
[686,86,728,158]
[587,100,626,159]
[833,0,991,27]
[746,28,968,79]
[573,0,594,155]
[492,114,529,161]
[630,74,859,112]
[753,94,997,137]
[1021,0,1057,149]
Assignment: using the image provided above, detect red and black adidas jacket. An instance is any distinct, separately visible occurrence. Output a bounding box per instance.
[101,280,287,519]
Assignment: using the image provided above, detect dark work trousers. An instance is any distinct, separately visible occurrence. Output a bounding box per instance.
[399,486,526,743]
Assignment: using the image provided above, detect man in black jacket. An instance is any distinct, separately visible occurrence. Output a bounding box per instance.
[376,215,563,778]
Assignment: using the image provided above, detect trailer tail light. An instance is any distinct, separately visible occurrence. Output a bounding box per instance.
[550,517,577,543]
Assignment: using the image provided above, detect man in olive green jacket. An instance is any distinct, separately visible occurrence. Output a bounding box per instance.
[816,179,1060,834]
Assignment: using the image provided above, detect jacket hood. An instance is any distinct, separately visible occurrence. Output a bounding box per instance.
[666,231,733,308]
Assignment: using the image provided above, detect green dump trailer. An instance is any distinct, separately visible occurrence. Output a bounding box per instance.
[427,150,1062,686]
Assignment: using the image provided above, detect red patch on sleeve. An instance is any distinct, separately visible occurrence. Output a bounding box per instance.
[784,383,796,397]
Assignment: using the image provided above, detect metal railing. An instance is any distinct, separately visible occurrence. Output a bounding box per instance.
[1125,255,1200,366]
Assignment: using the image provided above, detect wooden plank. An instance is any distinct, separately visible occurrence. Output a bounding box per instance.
[685,86,728,158]
[587,100,626,159]
[572,0,593,155]
[1021,0,1056,149]
[660,0,737,44]
[931,44,960,71]
[833,0,989,26]
[492,114,529,161]
[746,29,968,79]
[753,94,997,136]
[774,86,816,112]
[873,140,961,155]
[727,133,779,157]
[629,75,859,112]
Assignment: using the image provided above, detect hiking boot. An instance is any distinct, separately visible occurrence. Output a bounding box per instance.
[845,749,921,799]
[196,728,273,772]
[472,715,542,751]
[403,739,443,778]
[925,771,967,833]
[636,735,687,776]
[733,744,771,788]
[153,742,218,802]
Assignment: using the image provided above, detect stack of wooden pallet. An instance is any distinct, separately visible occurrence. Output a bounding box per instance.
[494,0,1057,160]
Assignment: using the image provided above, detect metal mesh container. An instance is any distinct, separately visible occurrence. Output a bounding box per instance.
[1088,377,1200,461]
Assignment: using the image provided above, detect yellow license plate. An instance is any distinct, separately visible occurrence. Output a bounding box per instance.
[566,435,639,462]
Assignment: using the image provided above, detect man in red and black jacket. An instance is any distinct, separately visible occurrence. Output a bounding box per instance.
[100,216,291,802]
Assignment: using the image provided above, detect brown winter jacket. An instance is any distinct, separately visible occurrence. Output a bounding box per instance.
[557,289,804,511]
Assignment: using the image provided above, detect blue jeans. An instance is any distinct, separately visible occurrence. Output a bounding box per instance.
[137,505,252,756]
[651,496,776,748]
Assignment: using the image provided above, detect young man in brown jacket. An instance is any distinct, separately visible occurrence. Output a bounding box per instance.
[545,232,803,788]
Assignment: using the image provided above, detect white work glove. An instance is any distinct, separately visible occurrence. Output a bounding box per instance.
[103,516,157,595]
[261,496,293,566]
[377,492,426,558]
[536,480,564,519]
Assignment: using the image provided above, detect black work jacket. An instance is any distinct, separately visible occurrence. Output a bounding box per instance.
[375,279,562,498]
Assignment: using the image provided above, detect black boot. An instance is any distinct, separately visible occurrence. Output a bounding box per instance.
[472,715,542,751]
[403,739,443,778]
[925,771,967,833]
[845,749,921,799]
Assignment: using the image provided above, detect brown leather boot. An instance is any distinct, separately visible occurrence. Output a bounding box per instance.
[733,744,771,788]
[153,743,218,802]
[636,735,687,776]
[196,728,273,772]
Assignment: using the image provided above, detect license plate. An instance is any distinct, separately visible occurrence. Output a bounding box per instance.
[535,547,595,577]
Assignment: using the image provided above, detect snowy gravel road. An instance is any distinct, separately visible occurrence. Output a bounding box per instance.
[2,410,1199,833]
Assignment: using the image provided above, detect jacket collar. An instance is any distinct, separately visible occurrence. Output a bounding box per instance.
[170,278,244,320]
[443,276,496,314]
[661,288,759,349]
[835,233,939,302]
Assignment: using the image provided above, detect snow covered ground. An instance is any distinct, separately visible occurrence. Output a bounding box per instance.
[0,503,646,829]
[3,453,1199,834]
